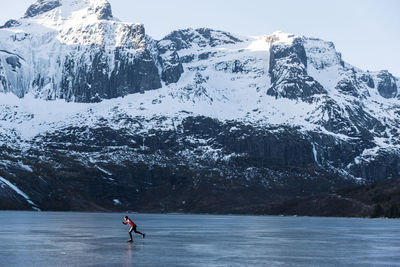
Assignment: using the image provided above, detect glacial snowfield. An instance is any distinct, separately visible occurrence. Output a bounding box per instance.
[1,30,399,160]
[0,34,323,139]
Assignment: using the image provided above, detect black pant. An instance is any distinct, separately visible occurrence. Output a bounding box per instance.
[129,225,144,239]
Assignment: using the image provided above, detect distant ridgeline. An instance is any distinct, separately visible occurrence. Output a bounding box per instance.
[0,0,399,217]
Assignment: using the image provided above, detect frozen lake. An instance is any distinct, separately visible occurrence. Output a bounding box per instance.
[0,212,399,266]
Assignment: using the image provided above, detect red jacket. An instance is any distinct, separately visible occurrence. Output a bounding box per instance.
[123,218,136,227]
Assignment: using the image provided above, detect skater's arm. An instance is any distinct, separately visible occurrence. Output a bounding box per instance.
[122,221,127,224]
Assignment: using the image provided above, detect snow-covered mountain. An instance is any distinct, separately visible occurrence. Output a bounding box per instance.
[0,0,399,214]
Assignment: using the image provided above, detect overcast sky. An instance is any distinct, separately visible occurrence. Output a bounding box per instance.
[1,0,399,76]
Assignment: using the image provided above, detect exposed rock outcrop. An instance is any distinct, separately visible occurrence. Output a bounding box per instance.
[24,0,61,18]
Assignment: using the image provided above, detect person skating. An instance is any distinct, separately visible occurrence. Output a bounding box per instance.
[123,216,145,242]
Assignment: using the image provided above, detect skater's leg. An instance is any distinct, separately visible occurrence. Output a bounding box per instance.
[133,226,145,238]
[128,227,133,241]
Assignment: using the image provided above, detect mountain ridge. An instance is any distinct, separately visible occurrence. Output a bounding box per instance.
[0,0,399,215]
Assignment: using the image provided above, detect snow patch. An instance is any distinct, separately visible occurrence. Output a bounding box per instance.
[312,144,318,164]
[96,165,112,176]
[18,161,33,172]
[0,176,40,211]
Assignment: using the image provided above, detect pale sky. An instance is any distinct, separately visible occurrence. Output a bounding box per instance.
[1,0,399,76]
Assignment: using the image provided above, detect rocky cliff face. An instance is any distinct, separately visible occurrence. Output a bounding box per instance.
[267,36,327,100]
[0,0,173,102]
[24,0,62,18]
[0,0,399,215]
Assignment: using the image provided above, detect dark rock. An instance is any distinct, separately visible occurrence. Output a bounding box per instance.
[59,48,161,102]
[304,38,344,69]
[0,179,34,210]
[270,38,308,69]
[1,113,399,216]
[156,27,239,85]
[157,36,185,85]
[232,60,244,73]
[198,52,213,60]
[0,19,21,29]
[0,61,7,89]
[360,73,375,88]
[6,56,21,69]
[195,28,242,47]
[349,150,400,182]
[118,23,146,49]
[181,116,315,168]
[376,70,397,98]
[268,37,326,100]
[334,68,362,97]
[24,0,61,18]
[158,51,184,85]
[180,54,195,64]
[335,78,359,97]
[308,130,374,174]
[0,116,348,213]
[95,1,113,20]
[161,28,242,51]
[20,21,162,102]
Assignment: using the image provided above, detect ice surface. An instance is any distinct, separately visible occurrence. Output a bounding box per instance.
[0,212,399,267]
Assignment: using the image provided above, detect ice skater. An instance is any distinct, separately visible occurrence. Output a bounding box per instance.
[123,216,145,242]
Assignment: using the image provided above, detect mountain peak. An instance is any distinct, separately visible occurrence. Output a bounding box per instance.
[23,0,113,20]
[267,31,299,45]
[24,0,61,18]
[93,0,112,20]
